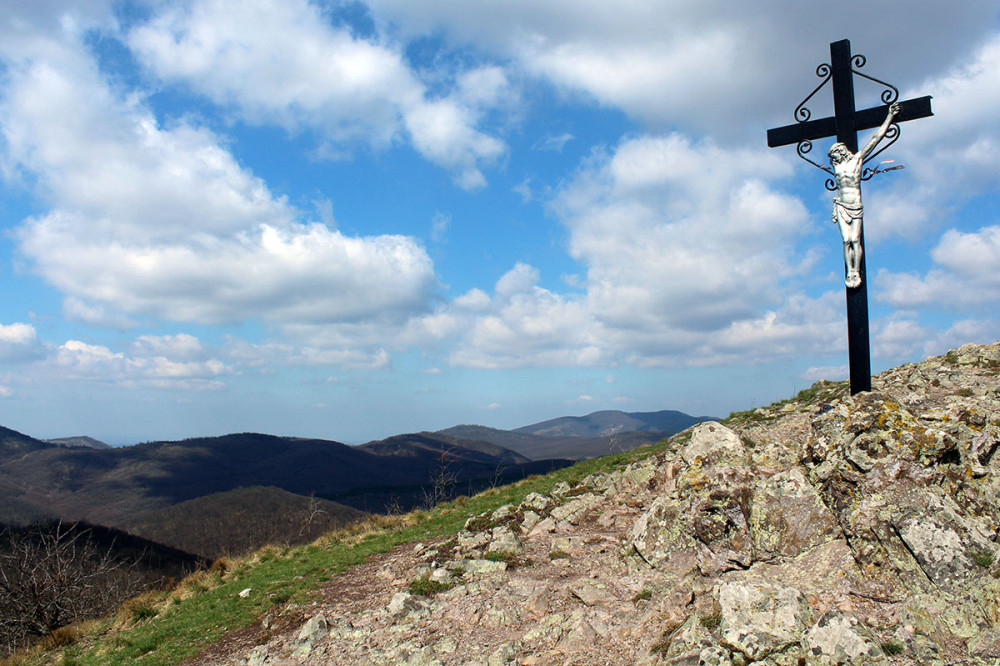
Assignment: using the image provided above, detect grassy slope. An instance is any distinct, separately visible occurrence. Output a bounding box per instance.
[10,433,681,666]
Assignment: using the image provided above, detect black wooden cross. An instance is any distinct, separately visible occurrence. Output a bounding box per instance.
[766,39,932,395]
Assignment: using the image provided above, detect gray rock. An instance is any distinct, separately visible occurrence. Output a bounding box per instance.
[750,467,840,560]
[245,645,269,666]
[681,422,748,468]
[568,578,616,606]
[487,527,524,555]
[296,612,329,644]
[520,492,552,512]
[802,612,882,664]
[717,581,811,661]
[388,591,426,616]
[550,493,602,525]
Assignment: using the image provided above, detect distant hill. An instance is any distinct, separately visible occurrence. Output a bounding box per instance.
[123,486,367,560]
[0,430,571,534]
[514,409,712,438]
[45,436,111,450]
[0,425,52,460]
[439,409,715,460]
[359,432,532,465]
[0,410,704,556]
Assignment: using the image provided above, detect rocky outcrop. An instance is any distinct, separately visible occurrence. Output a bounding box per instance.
[235,342,1000,665]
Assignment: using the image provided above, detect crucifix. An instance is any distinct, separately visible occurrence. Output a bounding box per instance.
[766,39,932,395]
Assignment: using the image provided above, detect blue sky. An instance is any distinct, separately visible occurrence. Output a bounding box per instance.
[1,1,998,445]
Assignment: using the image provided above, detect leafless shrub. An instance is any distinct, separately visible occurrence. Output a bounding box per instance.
[0,522,145,656]
[422,447,459,508]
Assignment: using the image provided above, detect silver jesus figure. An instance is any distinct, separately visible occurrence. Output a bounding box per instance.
[828,101,900,288]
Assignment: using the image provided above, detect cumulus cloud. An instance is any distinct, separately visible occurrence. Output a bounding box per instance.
[1,30,436,329]
[128,0,506,188]
[399,129,851,371]
[0,323,46,363]
[50,337,228,390]
[868,34,1000,241]
[365,0,998,139]
[877,225,1000,310]
[448,263,601,369]
[556,133,810,336]
[224,336,392,371]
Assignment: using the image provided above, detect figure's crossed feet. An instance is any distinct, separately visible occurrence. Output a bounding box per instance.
[845,273,862,289]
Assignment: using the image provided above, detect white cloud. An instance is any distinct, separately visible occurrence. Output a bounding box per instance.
[533,133,574,152]
[2,32,436,328]
[877,225,1000,310]
[430,212,450,243]
[871,315,999,363]
[223,336,391,371]
[365,0,998,140]
[556,133,809,336]
[801,365,848,382]
[402,130,850,371]
[447,263,603,369]
[866,34,1000,242]
[128,0,506,188]
[0,323,45,363]
[50,338,228,390]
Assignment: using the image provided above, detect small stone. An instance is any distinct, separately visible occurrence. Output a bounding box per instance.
[297,613,328,644]
[568,579,615,606]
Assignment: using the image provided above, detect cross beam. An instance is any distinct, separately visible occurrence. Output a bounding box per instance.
[766,39,932,395]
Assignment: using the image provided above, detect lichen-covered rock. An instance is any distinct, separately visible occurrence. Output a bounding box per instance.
[657,615,727,665]
[681,422,748,468]
[629,423,754,577]
[750,466,840,560]
[802,612,882,664]
[486,526,524,555]
[549,493,602,525]
[716,580,812,661]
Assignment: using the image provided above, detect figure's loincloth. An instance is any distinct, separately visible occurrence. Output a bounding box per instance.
[832,198,863,224]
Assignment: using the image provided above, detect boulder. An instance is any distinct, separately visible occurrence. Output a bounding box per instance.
[749,466,840,560]
[716,581,812,661]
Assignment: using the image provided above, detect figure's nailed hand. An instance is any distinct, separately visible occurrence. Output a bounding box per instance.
[890,102,901,116]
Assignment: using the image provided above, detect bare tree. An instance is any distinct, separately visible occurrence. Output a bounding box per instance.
[0,522,144,655]
[297,494,329,537]
[607,425,625,454]
[423,447,458,508]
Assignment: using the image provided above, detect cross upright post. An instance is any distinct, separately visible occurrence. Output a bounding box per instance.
[767,39,932,395]
[830,39,871,395]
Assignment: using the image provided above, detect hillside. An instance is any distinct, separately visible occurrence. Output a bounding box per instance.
[0,425,51,459]
[17,341,999,666]
[44,436,111,450]
[439,409,713,460]
[0,431,568,530]
[514,408,711,438]
[0,519,207,654]
[122,486,367,560]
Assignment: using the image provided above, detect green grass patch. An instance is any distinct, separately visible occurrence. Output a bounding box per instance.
[881,640,905,655]
[971,550,995,568]
[722,380,849,426]
[407,576,457,597]
[483,550,519,564]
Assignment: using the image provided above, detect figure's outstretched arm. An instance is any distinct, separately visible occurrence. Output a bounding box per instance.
[859,102,901,159]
